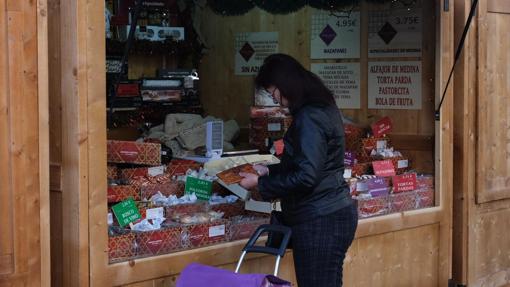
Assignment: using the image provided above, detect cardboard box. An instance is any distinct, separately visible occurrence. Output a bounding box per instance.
[244,200,281,214]
[108,232,136,263]
[135,225,184,257]
[107,140,161,166]
[183,220,229,249]
[107,185,141,203]
[228,217,270,241]
[216,180,251,201]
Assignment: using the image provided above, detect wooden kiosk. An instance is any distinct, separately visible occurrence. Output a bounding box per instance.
[5,0,509,287]
[45,0,455,286]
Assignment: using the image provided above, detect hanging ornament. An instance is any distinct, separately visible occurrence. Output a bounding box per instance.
[207,0,256,16]
[254,0,306,14]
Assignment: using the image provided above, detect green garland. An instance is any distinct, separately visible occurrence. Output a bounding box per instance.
[254,0,306,14]
[208,0,256,16]
[207,0,395,15]
[308,0,359,10]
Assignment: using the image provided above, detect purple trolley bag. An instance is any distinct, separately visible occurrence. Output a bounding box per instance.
[176,224,292,287]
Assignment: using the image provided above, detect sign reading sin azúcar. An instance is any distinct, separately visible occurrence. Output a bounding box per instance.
[235,32,278,76]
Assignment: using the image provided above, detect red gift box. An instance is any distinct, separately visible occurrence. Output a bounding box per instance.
[166,159,203,177]
[228,217,270,241]
[183,220,229,249]
[417,175,434,190]
[352,162,371,177]
[109,232,136,263]
[140,182,184,200]
[416,188,434,209]
[209,201,245,218]
[344,124,365,152]
[359,137,391,162]
[107,164,119,180]
[107,185,141,203]
[135,225,184,257]
[357,196,389,219]
[116,83,140,97]
[107,140,161,166]
[389,191,417,213]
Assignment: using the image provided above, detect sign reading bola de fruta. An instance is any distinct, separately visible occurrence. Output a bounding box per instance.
[368,61,422,110]
[235,32,279,76]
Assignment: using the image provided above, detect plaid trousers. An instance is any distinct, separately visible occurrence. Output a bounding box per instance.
[291,203,358,287]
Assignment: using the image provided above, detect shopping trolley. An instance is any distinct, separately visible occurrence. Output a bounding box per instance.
[176,224,292,287]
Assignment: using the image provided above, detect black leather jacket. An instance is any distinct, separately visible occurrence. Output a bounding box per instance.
[258,103,353,225]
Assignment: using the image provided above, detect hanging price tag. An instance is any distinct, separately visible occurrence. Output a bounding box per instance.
[372,160,396,177]
[392,173,417,193]
[371,117,393,137]
[111,198,142,228]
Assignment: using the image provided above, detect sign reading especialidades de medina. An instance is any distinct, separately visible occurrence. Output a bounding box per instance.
[311,10,360,59]
[368,61,422,110]
[368,0,422,57]
[235,32,279,76]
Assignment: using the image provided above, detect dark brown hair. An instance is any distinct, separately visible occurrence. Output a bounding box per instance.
[255,53,335,114]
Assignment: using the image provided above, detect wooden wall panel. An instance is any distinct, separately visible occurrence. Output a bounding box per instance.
[118,224,440,287]
[0,0,50,286]
[471,208,510,286]
[476,10,510,204]
[0,0,14,276]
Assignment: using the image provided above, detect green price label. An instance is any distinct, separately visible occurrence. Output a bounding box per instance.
[185,177,213,200]
[111,198,141,227]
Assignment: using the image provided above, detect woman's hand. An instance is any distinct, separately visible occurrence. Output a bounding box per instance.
[239,172,259,189]
[252,164,269,176]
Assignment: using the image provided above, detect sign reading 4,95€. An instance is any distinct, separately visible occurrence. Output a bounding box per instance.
[111,198,141,227]
[311,10,360,59]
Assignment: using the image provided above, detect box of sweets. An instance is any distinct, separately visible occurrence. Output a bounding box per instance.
[183,219,229,249]
[228,216,270,241]
[135,224,184,257]
[107,140,161,166]
[107,185,141,203]
[108,229,136,263]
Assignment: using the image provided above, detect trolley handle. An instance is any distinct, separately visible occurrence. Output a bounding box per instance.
[242,224,291,257]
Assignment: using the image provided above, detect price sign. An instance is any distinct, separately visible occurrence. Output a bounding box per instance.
[392,173,417,193]
[372,160,396,177]
[185,176,213,200]
[371,117,393,137]
[111,198,142,228]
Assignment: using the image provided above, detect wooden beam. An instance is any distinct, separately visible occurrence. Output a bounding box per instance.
[0,0,13,268]
[37,0,51,285]
[60,0,90,285]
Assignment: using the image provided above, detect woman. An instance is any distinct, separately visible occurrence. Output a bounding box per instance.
[239,53,358,287]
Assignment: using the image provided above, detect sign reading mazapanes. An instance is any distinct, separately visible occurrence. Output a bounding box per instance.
[311,10,360,59]
[235,32,278,76]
